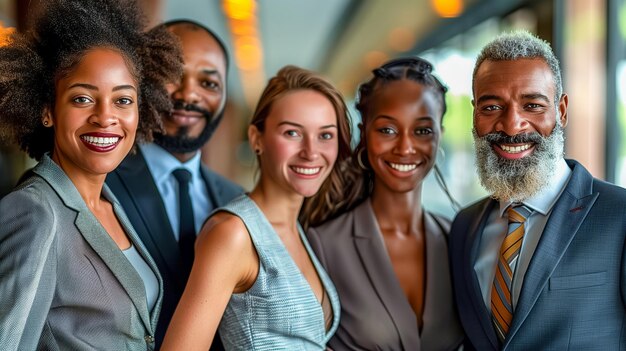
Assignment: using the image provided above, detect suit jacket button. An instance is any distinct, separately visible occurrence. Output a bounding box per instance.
[145,335,155,344]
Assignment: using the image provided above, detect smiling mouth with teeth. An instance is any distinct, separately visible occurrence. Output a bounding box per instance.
[388,162,417,172]
[80,135,121,146]
[291,167,321,175]
[499,143,532,154]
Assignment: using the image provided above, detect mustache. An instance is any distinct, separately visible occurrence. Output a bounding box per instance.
[482,131,544,145]
[171,100,212,118]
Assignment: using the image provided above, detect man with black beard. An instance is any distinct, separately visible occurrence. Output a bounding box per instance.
[106,20,242,349]
[449,31,626,351]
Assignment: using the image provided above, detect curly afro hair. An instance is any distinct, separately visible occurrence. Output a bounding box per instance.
[0,0,183,160]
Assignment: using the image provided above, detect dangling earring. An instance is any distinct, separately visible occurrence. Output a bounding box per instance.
[356,148,369,170]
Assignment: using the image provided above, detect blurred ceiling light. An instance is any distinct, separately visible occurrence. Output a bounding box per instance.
[388,27,415,52]
[223,0,265,109]
[223,0,256,21]
[364,51,389,70]
[0,22,15,47]
[431,0,463,18]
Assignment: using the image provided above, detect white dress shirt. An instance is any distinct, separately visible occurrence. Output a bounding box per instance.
[140,143,212,240]
[474,158,572,311]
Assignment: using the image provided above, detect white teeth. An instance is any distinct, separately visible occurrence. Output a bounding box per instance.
[81,135,120,146]
[500,144,532,153]
[388,162,417,172]
[292,167,321,175]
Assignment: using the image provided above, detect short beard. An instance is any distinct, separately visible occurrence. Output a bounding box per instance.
[153,101,224,154]
[473,123,565,202]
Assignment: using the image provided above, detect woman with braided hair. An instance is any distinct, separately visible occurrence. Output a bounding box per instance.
[0,0,181,349]
[306,57,464,350]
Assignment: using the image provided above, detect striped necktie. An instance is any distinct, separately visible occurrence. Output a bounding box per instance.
[491,204,533,342]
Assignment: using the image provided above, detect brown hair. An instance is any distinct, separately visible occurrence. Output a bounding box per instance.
[249,65,352,229]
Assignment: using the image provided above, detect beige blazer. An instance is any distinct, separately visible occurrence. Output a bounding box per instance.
[0,155,163,350]
[307,199,464,351]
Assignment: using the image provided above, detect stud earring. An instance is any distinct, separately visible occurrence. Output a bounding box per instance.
[43,120,49,126]
[254,148,262,155]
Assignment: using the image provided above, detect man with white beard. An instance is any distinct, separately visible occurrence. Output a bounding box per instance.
[449,31,626,351]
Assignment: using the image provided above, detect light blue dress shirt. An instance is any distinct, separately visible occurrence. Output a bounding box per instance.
[123,245,159,313]
[474,158,572,311]
[140,143,212,240]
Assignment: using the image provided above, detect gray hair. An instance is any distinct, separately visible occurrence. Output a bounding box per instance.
[472,30,562,105]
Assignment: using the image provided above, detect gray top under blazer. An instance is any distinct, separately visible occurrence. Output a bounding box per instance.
[217,195,340,350]
[307,199,464,351]
[0,155,163,351]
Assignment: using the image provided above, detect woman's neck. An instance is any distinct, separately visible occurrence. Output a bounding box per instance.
[370,183,423,236]
[51,154,106,210]
[248,180,304,236]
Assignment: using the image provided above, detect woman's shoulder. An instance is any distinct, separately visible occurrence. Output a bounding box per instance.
[197,211,252,254]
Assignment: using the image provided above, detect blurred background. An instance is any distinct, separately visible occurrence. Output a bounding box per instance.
[1,0,625,217]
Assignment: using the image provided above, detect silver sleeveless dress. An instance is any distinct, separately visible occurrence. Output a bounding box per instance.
[217,195,340,350]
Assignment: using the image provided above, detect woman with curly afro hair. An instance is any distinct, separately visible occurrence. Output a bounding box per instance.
[0,0,182,349]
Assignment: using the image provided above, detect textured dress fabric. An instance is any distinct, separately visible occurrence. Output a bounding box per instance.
[216,195,340,350]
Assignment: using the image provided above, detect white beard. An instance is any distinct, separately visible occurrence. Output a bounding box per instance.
[473,123,565,202]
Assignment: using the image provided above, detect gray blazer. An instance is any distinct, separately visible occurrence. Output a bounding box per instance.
[307,200,464,351]
[0,155,163,351]
[450,160,626,350]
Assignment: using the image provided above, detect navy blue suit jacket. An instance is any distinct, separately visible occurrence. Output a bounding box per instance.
[450,160,626,350]
[105,149,243,349]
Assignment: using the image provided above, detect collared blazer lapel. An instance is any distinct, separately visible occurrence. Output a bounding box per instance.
[352,200,420,350]
[108,151,181,278]
[466,199,500,350]
[104,184,164,331]
[505,160,598,348]
[33,156,158,333]
[420,213,464,350]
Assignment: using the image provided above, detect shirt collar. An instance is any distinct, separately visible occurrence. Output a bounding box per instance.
[499,158,572,217]
[140,143,202,184]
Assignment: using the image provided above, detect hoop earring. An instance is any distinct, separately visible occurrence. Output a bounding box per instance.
[356,148,369,170]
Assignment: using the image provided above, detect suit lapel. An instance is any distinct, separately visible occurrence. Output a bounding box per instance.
[114,151,181,277]
[33,156,153,332]
[200,166,221,209]
[466,199,501,350]
[352,200,420,349]
[505,161,598,346]
[105,185,163,332]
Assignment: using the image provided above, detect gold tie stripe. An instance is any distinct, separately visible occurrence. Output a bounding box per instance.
[491,205,533,342]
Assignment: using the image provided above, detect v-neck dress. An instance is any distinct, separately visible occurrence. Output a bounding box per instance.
[216,195,340,350]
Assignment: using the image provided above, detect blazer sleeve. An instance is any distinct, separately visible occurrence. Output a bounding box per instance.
[0,186,58,350]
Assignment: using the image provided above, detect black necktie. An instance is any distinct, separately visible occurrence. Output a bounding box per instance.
[172,168,195,280]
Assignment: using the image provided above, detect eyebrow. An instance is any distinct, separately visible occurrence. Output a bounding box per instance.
[476,93,551,104]
[475,94,501,104]
[68,83,137,92]
[278,121,337,129]
[374,115,434,122]
[521,93,551,103]
[201,69,221,77]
